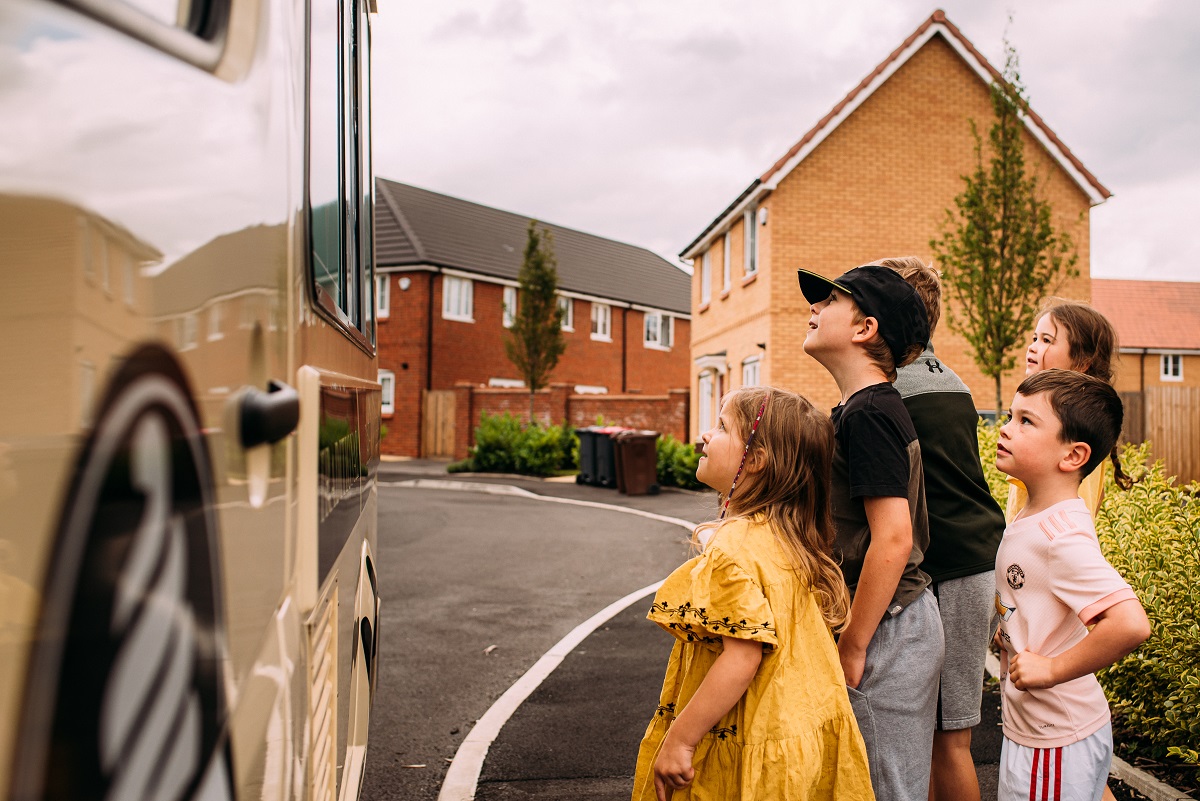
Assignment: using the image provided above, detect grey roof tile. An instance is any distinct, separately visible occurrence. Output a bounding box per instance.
[375,179,691,315]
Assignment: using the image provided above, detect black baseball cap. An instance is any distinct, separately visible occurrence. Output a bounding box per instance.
[797,265,930,362]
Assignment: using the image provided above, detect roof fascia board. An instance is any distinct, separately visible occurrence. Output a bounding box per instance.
[558,289,632,309]
[760,24,1106,206]
[680,187,770,260]
[440,266,519,288]
[933,28,1107,206]
[376,263,438,273]
[1119,347,1200,356]
[762,25,941,194]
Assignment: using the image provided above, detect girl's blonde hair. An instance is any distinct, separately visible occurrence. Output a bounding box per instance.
[1038,300,1132,490]
[694,386,852,632]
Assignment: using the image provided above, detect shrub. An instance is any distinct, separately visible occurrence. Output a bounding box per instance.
[656,434,704,490]
[979,420,1200,767]
[463,413,574,477]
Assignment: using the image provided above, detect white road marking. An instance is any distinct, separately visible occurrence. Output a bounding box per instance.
[379,478,696,801]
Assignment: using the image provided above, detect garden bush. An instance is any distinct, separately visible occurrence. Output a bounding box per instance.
[978,421,1200,768]
[454,413,576,477]
[656,434,704,490]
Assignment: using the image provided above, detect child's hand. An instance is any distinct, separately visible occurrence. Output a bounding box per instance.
[653,733,696,801]
[837,639,867,688]
[1009,649,1056,690]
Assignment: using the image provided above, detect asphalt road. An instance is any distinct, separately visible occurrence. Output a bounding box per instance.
[360,482,695,801]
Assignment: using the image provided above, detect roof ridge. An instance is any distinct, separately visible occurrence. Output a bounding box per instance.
[379,179,678,265]
[377,178,427,262]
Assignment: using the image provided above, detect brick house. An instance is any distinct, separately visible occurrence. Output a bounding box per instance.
[680,10,1108,438]
[1092,279,1200,482]
[374,179,691,457]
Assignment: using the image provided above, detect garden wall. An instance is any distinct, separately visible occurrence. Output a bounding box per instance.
[453,381,688,460]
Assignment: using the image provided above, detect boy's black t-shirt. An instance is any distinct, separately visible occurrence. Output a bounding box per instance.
[829,382,931,611]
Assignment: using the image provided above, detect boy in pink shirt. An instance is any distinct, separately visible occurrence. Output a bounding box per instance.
[993,369,1150,801]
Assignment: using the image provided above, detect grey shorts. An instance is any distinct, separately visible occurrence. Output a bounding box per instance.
[931,570,998,730]
[847,589,945,801]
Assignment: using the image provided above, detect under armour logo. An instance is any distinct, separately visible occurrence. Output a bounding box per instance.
[925,359,943,373]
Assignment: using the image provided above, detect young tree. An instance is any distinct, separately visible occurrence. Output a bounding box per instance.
[505,221,566,422]
[930,41,1079,416]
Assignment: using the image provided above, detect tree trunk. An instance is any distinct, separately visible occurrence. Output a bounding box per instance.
[529,390,536,427]
[995,375,1004,424]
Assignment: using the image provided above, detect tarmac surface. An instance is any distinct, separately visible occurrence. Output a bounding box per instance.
[362,459,1160,801]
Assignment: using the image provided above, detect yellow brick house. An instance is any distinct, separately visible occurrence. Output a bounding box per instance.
[681,10,1110,439]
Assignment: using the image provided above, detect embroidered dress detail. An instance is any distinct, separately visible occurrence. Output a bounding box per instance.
[631,518,874,801]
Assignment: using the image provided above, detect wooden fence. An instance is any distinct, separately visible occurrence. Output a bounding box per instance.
[421,389,456,458]
[1120,386,1200,484]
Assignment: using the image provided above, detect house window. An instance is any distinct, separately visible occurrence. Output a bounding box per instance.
[376,275,390,319]
[122,251,136,307]
[591,302,611,340]
[379,370,395,415]
[722,233,731,292]
[558,295,574,331]
[1161,353,1183,382]
[742,357,760,387]
[442,275,473,321]
[503,286,517,328]
[644,311,673,349]
[743,208,758,276]
[207,304,223,341]
[698,371,714,434]
[700,250,711,305]
[177,314,197,350]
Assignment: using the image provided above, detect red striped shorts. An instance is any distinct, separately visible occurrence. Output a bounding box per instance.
[999,723,1112,801]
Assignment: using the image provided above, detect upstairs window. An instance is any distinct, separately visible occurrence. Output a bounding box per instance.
[700,250,711,305]
[722,233,731,291]
[743,207,759,276]
[591,303,611,340]
[558,296,574,331]
[378,370,395,414]
[1161,353,1183,382]
[503,286,517,328]
[442,276,473,321]
[644,311,673,350]
[376,275,390,319]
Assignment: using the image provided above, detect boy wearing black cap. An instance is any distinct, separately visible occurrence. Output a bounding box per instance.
[799,264,946,801]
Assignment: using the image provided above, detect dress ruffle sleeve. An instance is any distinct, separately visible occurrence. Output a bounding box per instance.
[647,545,779,652]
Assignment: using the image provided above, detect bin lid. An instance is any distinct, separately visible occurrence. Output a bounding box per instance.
[596,426,631,435]
[614,429,659,439]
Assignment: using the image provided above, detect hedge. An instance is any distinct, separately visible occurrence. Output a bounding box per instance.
[978,421,1200,766]
[449,413,577,477]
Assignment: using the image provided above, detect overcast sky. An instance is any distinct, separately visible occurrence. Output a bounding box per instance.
[369,1,1200,283]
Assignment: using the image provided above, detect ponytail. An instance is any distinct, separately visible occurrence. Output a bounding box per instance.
[1110,445,1134,490]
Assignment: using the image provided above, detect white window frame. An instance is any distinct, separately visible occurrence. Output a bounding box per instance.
[643,311,673,350]
[376,274,390,319]
[590,302,612,341]
[379,370,395,414]
[700,250,711,305]
[207,304,223,341]
[722,233,731,292]
[742,356,760,387]
[558,295,574,331]
[743,208,758,276]
[503,286,517,328]
[697,371,714,434]
[442,275,474,322]
[1161,353,1184,382]
[122,251,136,307]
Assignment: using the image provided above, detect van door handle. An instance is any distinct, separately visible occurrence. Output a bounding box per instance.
[239,379,300,448]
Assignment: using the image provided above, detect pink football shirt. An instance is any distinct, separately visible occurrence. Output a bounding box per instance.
[994,498,1136,748]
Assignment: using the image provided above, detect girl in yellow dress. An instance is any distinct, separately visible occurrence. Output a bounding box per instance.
[1008,301,1133,520]
[631,387,873,801]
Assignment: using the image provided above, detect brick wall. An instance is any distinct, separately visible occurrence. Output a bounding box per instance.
[451,382,688,460]
[689,34,1095,437]
[379,269,691,456]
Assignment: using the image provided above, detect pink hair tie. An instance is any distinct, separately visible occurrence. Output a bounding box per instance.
[720,394,769,520]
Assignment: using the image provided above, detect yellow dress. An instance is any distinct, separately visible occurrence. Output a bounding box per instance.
[1005,460,1107,522]
[631,517,873,801]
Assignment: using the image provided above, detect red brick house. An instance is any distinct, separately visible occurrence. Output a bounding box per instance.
[680,10,1107,438]
[1092,279,1200,482]
[374,180,691,457]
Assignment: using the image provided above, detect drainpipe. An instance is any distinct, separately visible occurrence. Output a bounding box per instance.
[426,270,436,391]
[1139,348,1147,441]
[621,306,627,393]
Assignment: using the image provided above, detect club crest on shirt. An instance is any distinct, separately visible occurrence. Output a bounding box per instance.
[994,591,1016,622]
[1006,564,1025,590]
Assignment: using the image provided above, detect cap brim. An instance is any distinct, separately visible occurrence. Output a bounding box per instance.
[796,269,848,305]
